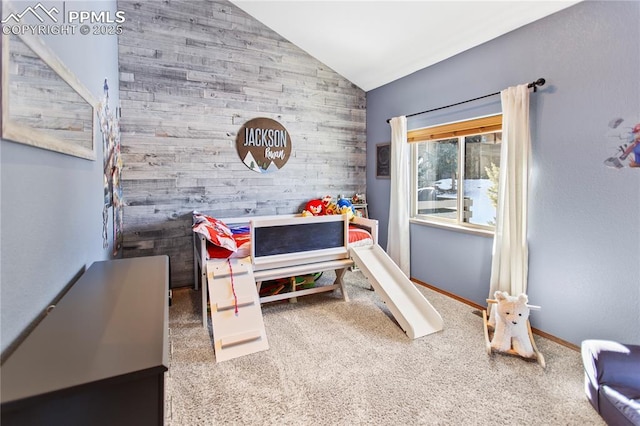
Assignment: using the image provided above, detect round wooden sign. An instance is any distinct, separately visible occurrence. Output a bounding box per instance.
[236,118,292,173]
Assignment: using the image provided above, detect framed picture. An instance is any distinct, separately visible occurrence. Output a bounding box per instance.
[376,143,390,178]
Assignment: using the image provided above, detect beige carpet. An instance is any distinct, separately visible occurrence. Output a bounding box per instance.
[166,270,603,425]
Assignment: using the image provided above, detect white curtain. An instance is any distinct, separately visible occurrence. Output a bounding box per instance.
[387,116,410,276]
[489,84,532,298]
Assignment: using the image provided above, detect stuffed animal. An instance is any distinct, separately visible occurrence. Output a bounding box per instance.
[490,291,534,358]
[322,195,339,215]
[338,205,354,220]
[303,199,325,216]
[337,197,355,212]
[337,198,355,220]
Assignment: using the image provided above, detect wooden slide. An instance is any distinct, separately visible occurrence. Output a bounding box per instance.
[350,244,444,339]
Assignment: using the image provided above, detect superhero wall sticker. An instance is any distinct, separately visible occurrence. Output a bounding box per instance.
[604,116,640,169]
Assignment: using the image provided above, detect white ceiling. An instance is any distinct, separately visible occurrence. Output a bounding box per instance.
[230,1,580,91]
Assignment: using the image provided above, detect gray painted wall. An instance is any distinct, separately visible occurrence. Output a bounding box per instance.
[117,0,366,287]
[366,1,639,346]
[0,0,119,355]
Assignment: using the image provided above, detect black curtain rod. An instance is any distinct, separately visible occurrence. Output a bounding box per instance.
[386,78,546,123]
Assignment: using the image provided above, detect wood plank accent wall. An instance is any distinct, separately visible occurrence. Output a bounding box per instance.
[117,0,367,287]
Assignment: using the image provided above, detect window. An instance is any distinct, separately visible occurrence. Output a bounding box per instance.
[410,115,502,231]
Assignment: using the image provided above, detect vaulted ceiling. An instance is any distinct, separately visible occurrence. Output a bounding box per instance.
[231,1,580,91]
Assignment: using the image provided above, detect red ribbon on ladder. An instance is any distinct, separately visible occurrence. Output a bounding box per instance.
[227,258,239,315]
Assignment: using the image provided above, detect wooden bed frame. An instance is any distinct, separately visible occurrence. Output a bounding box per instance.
[194,213,378,326]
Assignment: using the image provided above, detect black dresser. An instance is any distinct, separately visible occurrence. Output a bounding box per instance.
[1,256,169,426]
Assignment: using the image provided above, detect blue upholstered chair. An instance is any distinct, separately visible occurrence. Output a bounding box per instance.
[581,340,640,426]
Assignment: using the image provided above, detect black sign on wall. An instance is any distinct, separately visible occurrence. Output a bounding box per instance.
[236,118,292,173]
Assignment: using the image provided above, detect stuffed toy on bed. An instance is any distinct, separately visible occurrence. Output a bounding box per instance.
[490,291,535,358]
[337,198,356,220]
[322,195,339,215]
[302,199,325,216]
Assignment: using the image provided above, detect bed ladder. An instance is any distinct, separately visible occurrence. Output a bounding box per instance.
[207,258,269,362]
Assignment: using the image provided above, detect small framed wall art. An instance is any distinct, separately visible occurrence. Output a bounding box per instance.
[376,142,390,178]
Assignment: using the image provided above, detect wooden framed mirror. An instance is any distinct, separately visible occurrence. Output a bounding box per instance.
[1,25,98,160]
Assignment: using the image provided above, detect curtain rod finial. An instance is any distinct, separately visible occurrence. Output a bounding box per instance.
[529,78,546,92]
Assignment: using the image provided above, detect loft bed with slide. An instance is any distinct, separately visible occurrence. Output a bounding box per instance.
[192,210,443,362]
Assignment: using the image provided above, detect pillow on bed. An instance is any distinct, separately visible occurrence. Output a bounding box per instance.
[348,225,373,247]
[206,231,251,259]
[192,213,237,253]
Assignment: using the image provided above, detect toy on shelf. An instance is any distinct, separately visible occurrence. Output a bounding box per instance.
[350,194,368,218]
[482,291,545,367]
[258,273,322,298]
[351,193,366,204]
